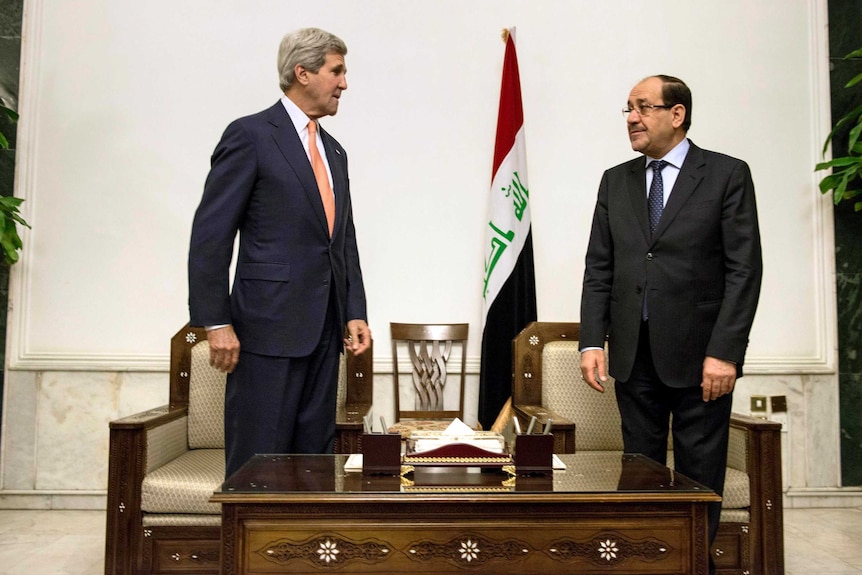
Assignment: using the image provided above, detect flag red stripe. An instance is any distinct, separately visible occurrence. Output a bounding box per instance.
[491,35,524,180]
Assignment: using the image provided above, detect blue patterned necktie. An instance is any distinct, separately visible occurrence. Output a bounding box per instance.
[648,160,668,235]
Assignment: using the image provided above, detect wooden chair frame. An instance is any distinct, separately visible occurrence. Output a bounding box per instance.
[511,321,784,575]
[104,324,372,575]
[390,322,468,423]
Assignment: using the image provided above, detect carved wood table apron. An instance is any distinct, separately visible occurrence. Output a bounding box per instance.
[211,453,719,575]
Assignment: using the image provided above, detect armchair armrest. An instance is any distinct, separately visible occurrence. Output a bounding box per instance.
[334,402,372,454]
[105,404,189,575]
[335,341,373,454]
[728,411,784,574]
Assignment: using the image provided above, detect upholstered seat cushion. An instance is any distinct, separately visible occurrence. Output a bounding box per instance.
[141,449,224,514]
[142,513,222,527]
[388,419,452,439]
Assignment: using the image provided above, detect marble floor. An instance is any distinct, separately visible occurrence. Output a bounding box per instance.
[0,507,861,574]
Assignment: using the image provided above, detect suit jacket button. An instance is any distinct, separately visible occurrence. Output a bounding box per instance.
[323,280,329,286]
[646,253,654,261]
[635,286,643,294]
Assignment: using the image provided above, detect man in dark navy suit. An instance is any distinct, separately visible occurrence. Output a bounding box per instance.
[188,28,370,479]
[579,75,762,569]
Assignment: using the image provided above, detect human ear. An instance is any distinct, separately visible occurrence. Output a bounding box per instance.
[671,104,686,129]
[294,64,309,86]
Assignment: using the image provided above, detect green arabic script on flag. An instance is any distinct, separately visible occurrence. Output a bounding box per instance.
[483,170,530,299]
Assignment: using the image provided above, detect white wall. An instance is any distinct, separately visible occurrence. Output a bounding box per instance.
[7,0,835,375]
[2,0,853,508]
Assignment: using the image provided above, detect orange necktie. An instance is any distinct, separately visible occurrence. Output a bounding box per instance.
[308,120,335,236]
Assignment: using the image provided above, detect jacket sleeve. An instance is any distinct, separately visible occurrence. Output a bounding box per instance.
[580,170,614,349]
[341,150,367,324]
[188,120,257,327]
[706,159,763,364]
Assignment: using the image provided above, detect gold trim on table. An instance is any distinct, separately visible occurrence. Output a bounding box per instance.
[401,485,514,493]
[402,456,512,464]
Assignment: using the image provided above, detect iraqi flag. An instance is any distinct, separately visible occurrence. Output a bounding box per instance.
[478,28,537,430]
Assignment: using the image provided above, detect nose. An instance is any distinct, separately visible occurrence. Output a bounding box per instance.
[339,75,348,90]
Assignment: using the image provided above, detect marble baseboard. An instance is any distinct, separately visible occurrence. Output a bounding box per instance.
[0,491,106,510]
[785,487,862,509]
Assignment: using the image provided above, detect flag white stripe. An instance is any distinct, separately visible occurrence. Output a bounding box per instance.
[482,125,530,329]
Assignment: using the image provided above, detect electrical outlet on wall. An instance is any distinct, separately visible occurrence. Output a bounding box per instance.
[770,395,787,413]
[750,395,768,418]
[770,395,788,429]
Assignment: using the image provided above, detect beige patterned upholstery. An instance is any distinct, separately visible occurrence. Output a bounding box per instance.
[543,342,623,451]
[388,419,452,439]
[142,449,224,514]
[142,514,221,528]
[145,416,189,473]
[539,340,750,514]
[187,341,225,449]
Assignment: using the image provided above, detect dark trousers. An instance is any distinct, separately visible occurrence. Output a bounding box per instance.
[615,322,732,555]
[224,301,341,479]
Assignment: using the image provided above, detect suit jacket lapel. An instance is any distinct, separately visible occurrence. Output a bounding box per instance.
[265,103,331,238]
[652,142,705,240]
[319,124,346,239]
[626,157,651,243]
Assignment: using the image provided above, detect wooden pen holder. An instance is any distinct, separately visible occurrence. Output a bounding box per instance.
[514,434,554,475]
[361,433,402,475]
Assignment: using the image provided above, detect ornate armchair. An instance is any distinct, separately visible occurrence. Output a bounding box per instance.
[511,322,784,575]
[104,323,372,575]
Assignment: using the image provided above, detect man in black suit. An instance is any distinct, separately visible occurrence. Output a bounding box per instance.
[188,28,370,479]
[579,75,762,556]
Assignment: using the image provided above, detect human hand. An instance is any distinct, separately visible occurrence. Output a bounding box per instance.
[580,348,608,393]
[701,356,736,401]
[345,319,371,355]
[207,325,240,373]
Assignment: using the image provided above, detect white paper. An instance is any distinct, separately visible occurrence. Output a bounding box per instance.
[441,418,475,436]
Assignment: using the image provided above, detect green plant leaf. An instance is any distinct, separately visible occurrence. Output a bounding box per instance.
[817,157,862,169]
[818,45,862,212]
[9,212,30,228]
[0,226,20,265]
[0,131,7,150]
[0,105,18,121]
[0,196,24,208]
[823,103,862,156]
[849,117,862,152]
[846,71,862,89]
[820,174,840,194]
[833,169,860,203]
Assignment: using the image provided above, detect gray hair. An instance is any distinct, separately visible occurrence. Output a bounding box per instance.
[277,28,347,92]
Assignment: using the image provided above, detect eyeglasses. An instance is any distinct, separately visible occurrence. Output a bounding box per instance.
[621,104,674,118]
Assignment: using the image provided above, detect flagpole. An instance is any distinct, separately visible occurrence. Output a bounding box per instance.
[478,25,537,430]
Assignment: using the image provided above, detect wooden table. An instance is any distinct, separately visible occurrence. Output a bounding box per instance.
[211,453,719,574]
